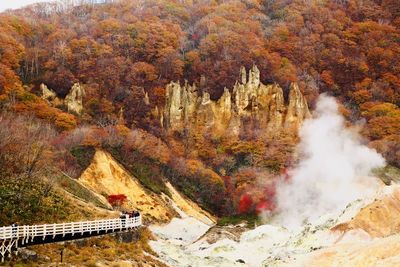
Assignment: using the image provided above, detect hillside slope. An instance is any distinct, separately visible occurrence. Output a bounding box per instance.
[79,150,215,224]
[165,181,216,225]
[332,189,400,237]
[295,186,400,267]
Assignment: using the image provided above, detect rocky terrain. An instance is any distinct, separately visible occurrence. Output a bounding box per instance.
[41,82,85,115]
[0,1,399,266]
[148,181,400,267]
[78,149,216,225]
[163,66,311,138]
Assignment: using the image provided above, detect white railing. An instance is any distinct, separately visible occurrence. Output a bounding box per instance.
[0,216,142,242]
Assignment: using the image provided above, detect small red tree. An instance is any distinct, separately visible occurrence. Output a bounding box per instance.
[107,194,128,210]
[238,193,253,214]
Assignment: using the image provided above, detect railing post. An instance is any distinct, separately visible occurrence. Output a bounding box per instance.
[31,225,35,242]
[43,224,46,240]
[1,240,5,263]
[24,226,29,244]
[21,226,25,245]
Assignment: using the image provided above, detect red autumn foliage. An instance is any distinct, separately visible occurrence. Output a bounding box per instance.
[107,194,128,208]
[256,184,278,214]
[255,199,275,215]
[238,193,253,214]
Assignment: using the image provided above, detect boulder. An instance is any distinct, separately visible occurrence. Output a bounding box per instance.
[18,248,37,261]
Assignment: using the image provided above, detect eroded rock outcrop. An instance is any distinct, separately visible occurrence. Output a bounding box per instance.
[163,65,311,137]
[79,150,174,222]
[65,83,85,115]
[285,83,311,130]
[40,83,85,115]
[40,83,63,106]
[40,83,57,101]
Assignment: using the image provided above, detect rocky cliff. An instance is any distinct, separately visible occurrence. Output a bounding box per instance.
[79,150,216,224]
[163,66,311,138]
[65,83,85,114]
[41,83,85,115]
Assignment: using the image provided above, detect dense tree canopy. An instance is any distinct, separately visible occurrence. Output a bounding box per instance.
[0,0,399,219]
[1,0,398,103]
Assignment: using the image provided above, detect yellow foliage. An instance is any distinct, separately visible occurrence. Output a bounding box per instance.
[116,124,130,136]
[361,102,400,119]
[54,113,77,130]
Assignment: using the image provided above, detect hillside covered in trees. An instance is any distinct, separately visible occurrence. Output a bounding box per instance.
[0,0,399,224]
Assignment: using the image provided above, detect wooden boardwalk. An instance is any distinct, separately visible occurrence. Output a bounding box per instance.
[0,216,142,262]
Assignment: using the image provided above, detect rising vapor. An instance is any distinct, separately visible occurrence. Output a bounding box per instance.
[275,94,385,229]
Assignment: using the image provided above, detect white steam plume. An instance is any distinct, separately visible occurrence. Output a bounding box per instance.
[275,94,385,229]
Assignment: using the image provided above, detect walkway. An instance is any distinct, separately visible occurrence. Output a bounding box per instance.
[0,216,142,262]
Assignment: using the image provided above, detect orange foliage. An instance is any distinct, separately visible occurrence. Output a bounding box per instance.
[54,113,77,131]
[0,0,399,215]
[0,0,397,133]
[8,92,77,131]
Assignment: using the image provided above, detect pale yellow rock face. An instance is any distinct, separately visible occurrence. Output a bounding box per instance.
[301,234,400,267]
[40,83,57,100]
[285,83,312,131]
[79,150,215,224]
[40,83,63,106]
[164,81,198,132]
[295,188,400,267]
[79,150,173,222]
[40,82,84,114]
[65,83,85,115]
[163,65,311,137]
[144,91,150,105]
[333,189,400,237]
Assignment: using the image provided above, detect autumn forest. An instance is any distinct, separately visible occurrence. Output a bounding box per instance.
[0,0,399,224]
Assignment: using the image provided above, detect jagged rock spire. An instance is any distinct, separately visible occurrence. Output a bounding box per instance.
[163,66,310,138]
[285,83,311,129]
[247,65,260,87]
[240,66,247,84]
[65,83,85,115]
[40,83,85,115]
[40,83,57,101]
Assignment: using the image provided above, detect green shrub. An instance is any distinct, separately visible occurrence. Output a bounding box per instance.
[0,176,69,225]
[373,165,400,185]
[70,145,96,170]
[55,174,109,209]
[105,146,171,197]
[217,214,260,227]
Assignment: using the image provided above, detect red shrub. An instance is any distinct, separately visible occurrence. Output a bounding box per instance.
[238,193,253,214]
[107,194,128,208]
